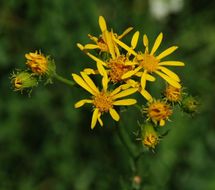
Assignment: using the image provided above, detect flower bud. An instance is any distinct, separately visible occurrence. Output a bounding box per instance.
[143,100,172,126]
[132,175,142,189]
[164,85,182,103]
[10,71,38,92]
[141,123,159,149]
[181,96,199,114]
[25,51,56,76]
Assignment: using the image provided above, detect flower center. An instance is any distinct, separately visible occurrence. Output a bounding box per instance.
[108,56,132,83]
[148,101,172,121]
[136,53,159,73]
[93,91,113,112]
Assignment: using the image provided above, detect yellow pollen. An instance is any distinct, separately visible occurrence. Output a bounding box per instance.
[148,101,172,121]
[137,53,159,73]
[108,56,132,83]
[93,91,113,112]
[143,134,158,148]
[165,85,181,102]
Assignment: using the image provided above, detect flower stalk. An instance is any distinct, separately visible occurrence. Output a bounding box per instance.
[53,73,75,87]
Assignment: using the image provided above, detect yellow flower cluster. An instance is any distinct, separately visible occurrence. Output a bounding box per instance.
[72,16,185,132]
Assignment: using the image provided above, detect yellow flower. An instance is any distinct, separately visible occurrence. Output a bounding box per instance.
[81,16,133,55]
[144,100,172,126]
[10,71,38,91]
[113,32,185,90]
[77,41,153,101]
[77,41,134,82]
[25,51,48,75]
[72,72,138,129]
[141,123,159,149]
[164,85,182,102]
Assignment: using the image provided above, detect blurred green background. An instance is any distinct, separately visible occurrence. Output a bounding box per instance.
[0,0,215,189]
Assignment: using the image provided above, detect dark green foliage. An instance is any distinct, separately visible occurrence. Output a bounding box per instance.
[0,0,214,189]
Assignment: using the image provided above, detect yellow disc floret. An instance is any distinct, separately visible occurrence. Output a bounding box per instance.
[136,52,159,73]
[108,55,133,83]
[93,91,113,112]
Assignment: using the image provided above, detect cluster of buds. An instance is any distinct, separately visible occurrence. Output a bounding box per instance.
[140,84,199,149]
[10,51,56,94]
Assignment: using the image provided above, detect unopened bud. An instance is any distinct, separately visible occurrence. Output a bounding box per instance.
[181,96,199,114]
[10,71,38,92]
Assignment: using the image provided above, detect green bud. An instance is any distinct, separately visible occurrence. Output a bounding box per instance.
[141,123,159,149]
[10,71,38,92]
[181,96,199,114]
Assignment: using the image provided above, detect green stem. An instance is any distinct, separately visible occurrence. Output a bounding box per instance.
[116,124,137,160]
[116,122,145,190]
[53,73,75,87]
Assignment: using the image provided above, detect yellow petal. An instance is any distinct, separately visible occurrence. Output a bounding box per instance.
[96,61,106,76]
[84,44,100,49]
[80,72,99,93]
[91,108,99,129]
[146,74,156,81]
[124,61,137,66]
[140,70,147,89]
[112,88,138,100]
[150,33,163,55]
[86,51,107,66]
[113,99,137,106]
[102,74,109,92]
[159,119,165,126]
[143,34,148,47]
[98,112,103,127]
[143,34,149,52]
[155,71,181,88]
[159,61,185,66]
[25,54,32,60]
[122,66,141,79]
[110,86,122,96]
[72,74,95,95]
[113,38,137,56]
[88,34,98,42]
[99,16,107,32]
[158,66,180,82]
[120,83,132,89]
[140,89,152,101]
[131,31,139,49]
[156,46,178,60]
[126,79,139,88]
[83,68,97,75]
[77,43,84,50]
[118,27,133,39]
[104,30,115,58]
[109,108,120,121]
[74,99,93,108]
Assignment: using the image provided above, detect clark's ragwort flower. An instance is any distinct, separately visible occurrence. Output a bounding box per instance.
[113,32,184,90]
[72,72,137,129]
[82,16,133,54]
